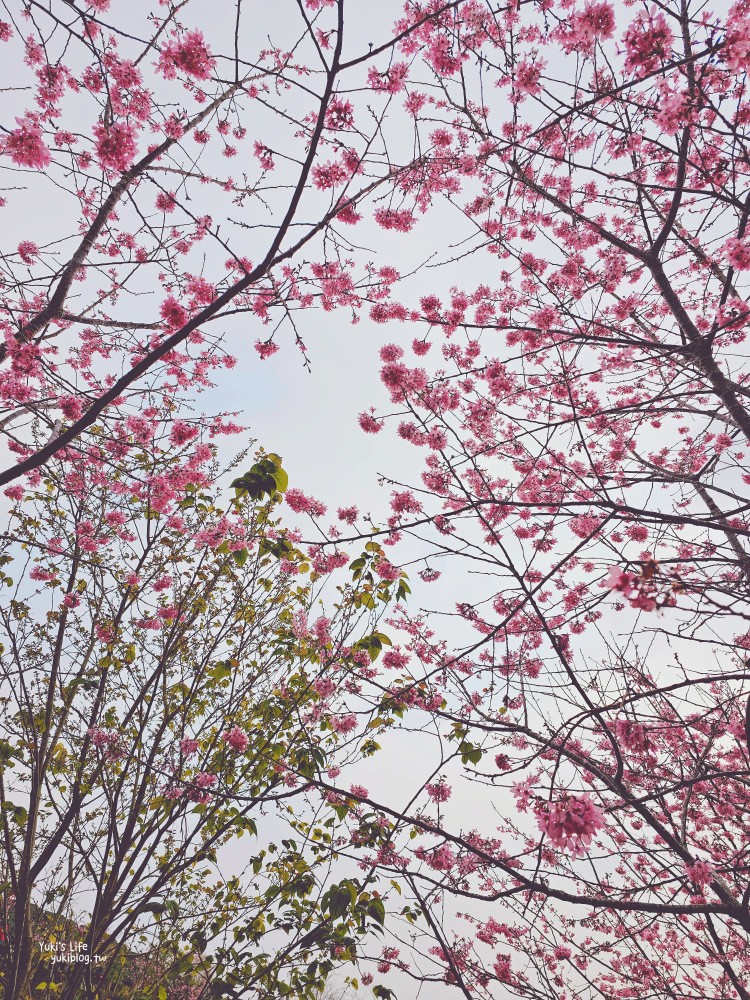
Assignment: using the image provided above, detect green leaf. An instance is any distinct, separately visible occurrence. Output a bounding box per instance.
[273,467,289,493]
[140,900,166,914]
[325,885,351,919]
[259,537,293,560]
[367,898,385,926]
[209,979,234,998]
[231,456,289,501]
[232,548,249,567]
[2,802,27,826]
[459,740,483,766]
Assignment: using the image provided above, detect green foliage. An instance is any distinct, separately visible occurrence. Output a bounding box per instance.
[352,632,392,663]
[231,453,289,501]
[349,543,409,610]
[458,741,483,766]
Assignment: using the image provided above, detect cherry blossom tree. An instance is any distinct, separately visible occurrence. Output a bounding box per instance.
[0,3,447,996]
[3,0,750,999]
[0,0,460,487]
[0,441,402,1000]
[280,0,750,997]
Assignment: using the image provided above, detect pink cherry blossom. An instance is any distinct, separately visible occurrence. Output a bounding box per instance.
[359,411,384,433]
[17,241,38,264]
[329,713,357,734]
[285,488,327,517]
[4,117,51,169]
[88,726,124,761]
[170,420,199,446]
[155,191,177,213]
[30,565,56,582]
[222,726,249,752]
[426,779,452,802]
[367,62,408,93]
[158,31,214,81]
[188,772,217,804]
[160,296,189,329]
[558,2,615,54]
[254,339,280,360]
[534,793,604,857]
[514,59,545,98]
[93,121,138,172]
[725,237,750,271]
[374,207,415,232]
[604,566,637,598]
[684,860,713,888]
[179,738,200,757]
[622,10,673,76]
